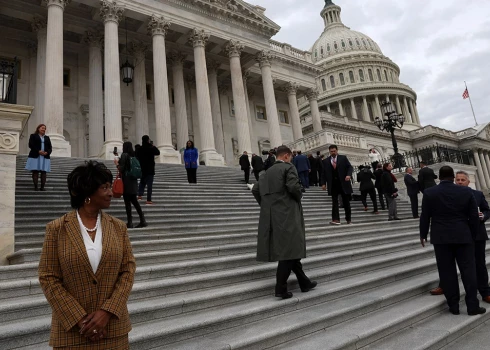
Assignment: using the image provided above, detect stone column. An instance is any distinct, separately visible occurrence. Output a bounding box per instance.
[327,104,331,113]
[350,98,358,119]
[256,50,282,147]
[188,28,224,166]
[43,0,71,156]
[395,95,403,115]
[403,96,413,123]
[374,95,382,118]
[413,101,421,125]
[362,96,370,121]
[480,150,490,188]
[225,40,252,154]
[169,52,189,152]
[31,16,47,127]
[307,89,322,132]
[0,104,33,265]
[100,0,124,158]
[285,82,303,141]
[83,31,104,158]
[243,71,256,153]
[148,15,181,163]
[338,100,345,116]
[474,150,488,189]
[206,59,226,156]
[128,41,150,143]
[409,99,417,124]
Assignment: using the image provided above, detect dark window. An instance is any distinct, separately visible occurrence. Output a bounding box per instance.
[359,69,365,82]
[384,70,388,81]
[339,73,345,86]
[279,110,289,124]
[376,69,382,81]
[256,105,267,120]
[146,84,152,101]
[330,75,335,88]
[341,40,346,48]
[334,42,338,50]
[368,69,373,81]
[321,79,327,91]
[349,71,355,83]
[63,69,70,87]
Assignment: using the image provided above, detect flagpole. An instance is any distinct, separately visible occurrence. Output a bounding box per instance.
[465,81,478,126]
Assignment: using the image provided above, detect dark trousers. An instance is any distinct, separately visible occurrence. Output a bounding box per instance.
[433,243,479,312]
[309,170,318,186]
[361,188,378,212]
[253,170,261,181]
[408,193,419,218]
[276,259,311,295]
[376,188,386,209]
[475,240,490,298]
[243,168,250,184]
[122,193,145,224]
[186,168,197,183]
[299,171,309,188]
[331,184,351,221]
[138,175,154,201]
[384,194,398,220]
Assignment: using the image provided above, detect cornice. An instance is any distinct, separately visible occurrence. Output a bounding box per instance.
[272,54,322,74]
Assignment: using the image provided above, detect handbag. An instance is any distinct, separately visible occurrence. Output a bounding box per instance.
[113,171,124,198]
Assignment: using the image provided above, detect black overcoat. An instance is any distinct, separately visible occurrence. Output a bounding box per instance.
[320,155,353,195]
[28,134,52,159]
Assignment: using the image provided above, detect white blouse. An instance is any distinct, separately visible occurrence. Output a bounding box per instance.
[77,212,103,273]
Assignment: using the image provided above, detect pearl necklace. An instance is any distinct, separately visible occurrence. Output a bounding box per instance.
[77,211,100,233]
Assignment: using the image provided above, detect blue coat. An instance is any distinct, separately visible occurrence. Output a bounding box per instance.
[420,181,479,244]
[473,189,490,241]
[293,154,310,173]
[184,148,199,169]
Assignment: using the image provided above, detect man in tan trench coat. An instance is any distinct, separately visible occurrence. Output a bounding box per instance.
[252,145,317,299]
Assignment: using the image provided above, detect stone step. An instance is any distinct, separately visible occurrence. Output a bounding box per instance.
[440,319,490,350]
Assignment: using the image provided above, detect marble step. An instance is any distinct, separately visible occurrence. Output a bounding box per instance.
[440,319,490,350]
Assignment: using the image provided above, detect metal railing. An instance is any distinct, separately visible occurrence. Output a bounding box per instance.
[0,58,18,104]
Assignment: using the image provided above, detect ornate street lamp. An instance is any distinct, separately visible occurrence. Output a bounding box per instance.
[374,100,406,169]
[0,58,18,104]
[120,17,134,86]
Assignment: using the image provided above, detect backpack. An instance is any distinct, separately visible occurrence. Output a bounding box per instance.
[126,156,142,179]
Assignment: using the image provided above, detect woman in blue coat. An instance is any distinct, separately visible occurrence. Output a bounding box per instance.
[184,140,198,184]
[25,124,52,191]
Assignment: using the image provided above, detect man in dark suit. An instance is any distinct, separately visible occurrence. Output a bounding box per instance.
[404,167,420,218]
[320,144,353,225]
[137,135,161,205]
[264,150,276,171]
[308,153,319,186]
[293,150,311,189]
[357,165,378,213]
[251,153,265,181]
[374,163,386,210]
[420,166,485,316]
[418,161,437,192]
[239,151,251,184]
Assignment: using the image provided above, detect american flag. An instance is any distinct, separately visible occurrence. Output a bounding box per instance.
[462,88,469,99]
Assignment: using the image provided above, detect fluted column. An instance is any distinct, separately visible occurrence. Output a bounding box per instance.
[170,52,189,152]
[413,101,421,125]
[327,104,331,113]
[243,71,256,152]
[43,0,71,156]
[473,150,487,189]
[206,59,225,156]
[409,99,417,124]
[84,30,104,158]
[403,96,413,123]
[484,151,490,183]
[480,150,490,188]
[338,100,345,116]
[374,95,382,118]
[350,98,358,119]
[99,1,124,158]
[32,17,47,127]
[225,40,252,154]
[395,95,403,115]
[128,41,150,142]
[148,16,181,163]
[285,82,302,140]
[189,28,224,166]
[256,50,282,147]
[307,89,322,132]
[362,96,370,121]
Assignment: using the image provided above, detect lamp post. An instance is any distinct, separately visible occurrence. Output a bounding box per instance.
[374,100,405,170]
[120,17,134,86]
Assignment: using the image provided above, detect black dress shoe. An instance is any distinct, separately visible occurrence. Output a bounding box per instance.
[301,281,318,293]
[126,222,134,229]
[468,307,486,316]
[275,292,293,299]
[135,221,148,228]
[449,308,460,315]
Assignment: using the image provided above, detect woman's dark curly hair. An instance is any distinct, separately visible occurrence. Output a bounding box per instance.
[67,161,113,209]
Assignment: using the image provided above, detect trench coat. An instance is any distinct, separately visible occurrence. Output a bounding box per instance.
[252,161,306,262]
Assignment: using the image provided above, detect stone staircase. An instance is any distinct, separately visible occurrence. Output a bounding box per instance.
[0,155,488,349]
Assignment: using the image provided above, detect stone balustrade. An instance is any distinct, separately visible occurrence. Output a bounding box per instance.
[268,40,312,62]
[286,129,363,153]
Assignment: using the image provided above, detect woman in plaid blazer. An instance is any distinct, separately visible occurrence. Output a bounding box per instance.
[39,161,136,349]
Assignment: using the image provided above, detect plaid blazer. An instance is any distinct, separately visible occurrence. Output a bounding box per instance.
[38,211,136,347]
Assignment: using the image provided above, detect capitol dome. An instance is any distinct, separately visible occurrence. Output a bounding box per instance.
[311,1,383,64]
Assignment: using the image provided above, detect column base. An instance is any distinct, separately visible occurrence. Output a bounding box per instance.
[49,135,72,157]
[157,146,182,164]
[101,141,124,160]
[200,150,225,167]
[0,153,15,266]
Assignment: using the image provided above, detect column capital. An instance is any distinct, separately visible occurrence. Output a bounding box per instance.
[206,59,221,73]
[168,51,187,67]
[100,0,124,24]
[128,41,150,59]
[188,28,210,48]
[255,50,274,68]
[83,30,104,48]
[284,82,299,96]
[349,97,355,102]
[148,15,171,37]
[306,88,319,101]
[43,0,70,9]
[225,39,244,58]
[31,16,47,33]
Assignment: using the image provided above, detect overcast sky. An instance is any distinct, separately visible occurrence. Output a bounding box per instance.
[255,0,490,132]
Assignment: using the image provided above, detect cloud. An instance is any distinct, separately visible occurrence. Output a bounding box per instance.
[256,0,490,131]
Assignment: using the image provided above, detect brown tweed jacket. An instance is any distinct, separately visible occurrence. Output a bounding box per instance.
[38,211,136,347]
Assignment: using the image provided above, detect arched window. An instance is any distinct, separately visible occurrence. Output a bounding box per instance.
[321,47,324,55]
[327,43,331,52]
[390,71,394,81]
[315,49,318,58]
[349,71,355,83]
[362,38,367,47]
[330,75,335,88]
[321,79,327,91]
[341,40,346,48]
[349,39,353,47]
[359,69,365,82]
[340,73,345,86]
[334,41,338,50]
[376,69,382,81]
[356,38,361,46]
[368,69,373,81]
[384,70,388,81]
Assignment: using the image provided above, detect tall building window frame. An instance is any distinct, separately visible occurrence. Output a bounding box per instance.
[339,73,345,86]
[368,69,374,82]
[321,78,327,91]
[359,69,365,82]
[330,75,335,88]
[349,71,355,83]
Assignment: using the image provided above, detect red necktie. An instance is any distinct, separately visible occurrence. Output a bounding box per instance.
[332,158,337,169]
